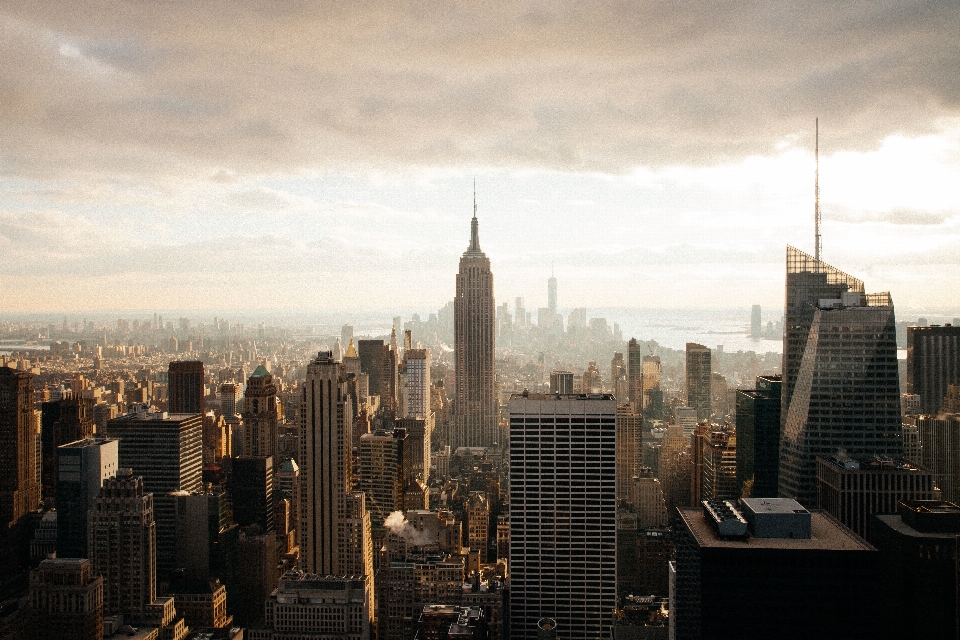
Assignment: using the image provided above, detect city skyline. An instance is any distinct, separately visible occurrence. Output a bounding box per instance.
[2,4,959,313]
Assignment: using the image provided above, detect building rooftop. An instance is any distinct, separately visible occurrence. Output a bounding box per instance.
[819,455,925,472]
[740,498,808,516]
[679,508,874,551]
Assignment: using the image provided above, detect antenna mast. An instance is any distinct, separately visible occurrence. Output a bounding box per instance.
[815,118,821,263]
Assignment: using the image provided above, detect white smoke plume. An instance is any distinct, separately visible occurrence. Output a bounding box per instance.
[384,510,435,547]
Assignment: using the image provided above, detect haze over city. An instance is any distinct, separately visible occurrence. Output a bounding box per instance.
[2,2,959,315]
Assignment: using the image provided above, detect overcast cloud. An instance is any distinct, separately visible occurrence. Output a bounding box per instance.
[1,1,959,315]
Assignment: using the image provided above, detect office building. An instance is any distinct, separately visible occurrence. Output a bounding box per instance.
[874,500,960,640]
[453,203,498,449]
[0,366,41,528]
[616,404,643,503]
[548,274,557,314]
[641,355,663,420]
[816,455,936,542]
[250,572,371,640]
[105,411,203,581]
[168,361,204,415]
[27,558,103,640]
[673,498,882,639]
[242,365,278,458]
[41,395,95,506]
[466,491,489,562]
[695,426,737,503]
[219,383,242,419]
[299,351,374,586]
[173,490,238,580]
[779,251,902,506]
[508,393,617,639]
[229,455,274,534]
[166,575,230,631]
[610,352,627,402]
[916,414,960,503]
[358,339,386,401]
[88,470,157,622]
[735,375,782,498]
[56,436,119,558]
[685,343,712,422]
[781,246,866,433]
[751,304,762,339]
[357,430,405,529]
[627,338,643,403]
[907,324,960,415]
[548,370,573,394]
[403,348,431,420]
[397,416,431,486]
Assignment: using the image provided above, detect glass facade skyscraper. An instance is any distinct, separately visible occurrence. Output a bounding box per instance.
[778,247,903,506]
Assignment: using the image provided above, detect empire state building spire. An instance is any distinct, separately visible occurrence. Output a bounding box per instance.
[466,182,483,256]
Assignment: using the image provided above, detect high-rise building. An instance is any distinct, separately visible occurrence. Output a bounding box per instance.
[508,393,617,639]
[403,348,431,420]
[778,265,903,507]
[88,470,157,621]
[466,491,490,562]
[357,430,405,529]
[673,498,882,640]
[27,558,103,640]
[694,426,737,503]
[616,404,643,503]
[173,490,238,580]
[610,352,628,401]
[229,455,274,534]
[219,383,242,419]
[168,361,205,415]
[41,395,95,506]
[548,371,574,394]
[358,339,386,401]
[627,339,643,403]
[915,414,960,503]
[685,343,712,422]
[453,202,497,449]
[873,500,960,640]
[56,436,118,558]
[0,366,41,528]
[781,245,865,434]
[641,355,663,420]
[751,304,762,339]
[735,375,782,498]
[548,274,557,314]
[816,455,936,542]
[105,411,203,581]
[907,325,960,415]
[242,365,278,458]
[299,351,374,589]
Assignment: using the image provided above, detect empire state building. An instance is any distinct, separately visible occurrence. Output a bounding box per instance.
[453,197,498,449]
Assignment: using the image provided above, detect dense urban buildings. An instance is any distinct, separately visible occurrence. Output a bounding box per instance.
[26,558,103,640]
[55,436,118,558]
[251,572,371,640]
[453,204,498,449]
[779,247,903,507]
[508,392,617,640]
[907,324,960,415]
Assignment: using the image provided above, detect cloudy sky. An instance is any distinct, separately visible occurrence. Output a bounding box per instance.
[2,1,959,316]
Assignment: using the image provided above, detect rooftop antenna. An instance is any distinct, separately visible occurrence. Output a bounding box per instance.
[473,178,477,219]
[815,118,821,263]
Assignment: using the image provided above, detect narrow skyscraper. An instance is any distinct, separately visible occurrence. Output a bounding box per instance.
[453,195,497,449]
[0,366,40,529]
[168,360,204,415]
[242,364,278,458]
[685,343,712,422]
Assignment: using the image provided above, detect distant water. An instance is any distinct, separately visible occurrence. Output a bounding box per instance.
[594,307,782,354]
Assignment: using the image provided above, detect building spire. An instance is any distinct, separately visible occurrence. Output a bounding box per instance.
[468,180,481,253]
[815,118,821,263]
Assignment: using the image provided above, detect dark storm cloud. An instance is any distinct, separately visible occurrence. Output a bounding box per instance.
[0,0,957,177]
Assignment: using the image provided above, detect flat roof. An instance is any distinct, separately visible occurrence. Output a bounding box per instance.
[875,514,959,540]
[740,498,808,515]
[679,508,874,551]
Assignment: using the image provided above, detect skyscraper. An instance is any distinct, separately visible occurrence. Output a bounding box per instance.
[453,199,497,449]
[41,395,95,506]
[402,348,431,420]
[168,360,205,415]
[242,364,278,458]
[299,351,374,587]
[906,324,960,415]
[685,343,712,422]
[735,375,782,498]
[627,338,643,403]
[88,470,157,621]
[778,254,903,506]
[105,411,203,581]
[548,273,557,314]
[56,436,118,558]
[0,366,40,528]
[508,393,617,639]
[27,558,103,640]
